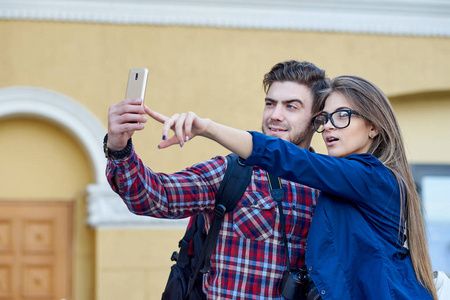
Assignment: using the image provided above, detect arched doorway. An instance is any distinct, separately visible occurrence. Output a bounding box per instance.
[0,86,107,299]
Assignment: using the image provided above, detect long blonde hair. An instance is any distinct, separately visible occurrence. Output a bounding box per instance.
[320,75,437,299]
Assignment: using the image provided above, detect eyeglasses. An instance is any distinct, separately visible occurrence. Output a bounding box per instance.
[312,109,361,133]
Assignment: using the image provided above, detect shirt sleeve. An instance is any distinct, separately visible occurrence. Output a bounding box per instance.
[243,131,398,206]
[105,146,228,219]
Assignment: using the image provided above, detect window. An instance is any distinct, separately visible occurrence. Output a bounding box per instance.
[411,164,450,274]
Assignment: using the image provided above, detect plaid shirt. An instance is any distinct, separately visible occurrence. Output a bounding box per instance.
[106,147,318,299]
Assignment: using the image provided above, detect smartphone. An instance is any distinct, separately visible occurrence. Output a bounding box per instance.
[125,68,148,104]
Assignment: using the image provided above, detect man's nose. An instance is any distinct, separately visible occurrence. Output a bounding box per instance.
[270,105,284,121]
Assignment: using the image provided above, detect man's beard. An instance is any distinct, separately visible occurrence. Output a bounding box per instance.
[261,124,312,147]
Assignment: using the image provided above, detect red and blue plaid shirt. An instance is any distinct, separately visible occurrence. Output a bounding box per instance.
[106,147,318,299]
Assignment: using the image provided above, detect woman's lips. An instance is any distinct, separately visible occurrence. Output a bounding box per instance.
[325,135,339,147]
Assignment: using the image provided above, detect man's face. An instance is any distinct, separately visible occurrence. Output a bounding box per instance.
[261,81,315,148]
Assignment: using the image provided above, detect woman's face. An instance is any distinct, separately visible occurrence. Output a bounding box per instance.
[320,92,378,158]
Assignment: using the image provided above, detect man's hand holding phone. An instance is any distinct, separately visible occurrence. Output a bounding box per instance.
[106,68,149,151]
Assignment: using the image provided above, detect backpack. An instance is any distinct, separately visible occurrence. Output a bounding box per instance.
[161,153,253,300]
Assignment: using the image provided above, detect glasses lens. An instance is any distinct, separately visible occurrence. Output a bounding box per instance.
[313,115,327,132]
[331,110,351,129]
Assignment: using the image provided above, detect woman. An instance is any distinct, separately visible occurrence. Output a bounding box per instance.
[148,75,437,299]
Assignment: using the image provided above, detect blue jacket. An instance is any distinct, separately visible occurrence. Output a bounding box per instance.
[244,132,433,300]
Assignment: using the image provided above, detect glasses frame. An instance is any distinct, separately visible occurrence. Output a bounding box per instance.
[312,109,361,133]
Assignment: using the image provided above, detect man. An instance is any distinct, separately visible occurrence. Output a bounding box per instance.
[104,60,329,299]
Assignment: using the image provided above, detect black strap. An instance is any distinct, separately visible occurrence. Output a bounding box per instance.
[185,153,252,298]
[175,217,200,268]
[267,172,291,272]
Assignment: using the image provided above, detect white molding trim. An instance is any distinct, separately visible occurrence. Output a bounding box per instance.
[86,184,189,229]
[0,86,107,184]
[0,86,187,228]
[0,0,450,37]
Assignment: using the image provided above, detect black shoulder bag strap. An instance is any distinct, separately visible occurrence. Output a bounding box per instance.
[175,216,201,268]
[185,153,253,298]
[267,172,291,272]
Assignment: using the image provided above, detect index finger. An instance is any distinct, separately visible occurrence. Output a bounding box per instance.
[144,105,169,124]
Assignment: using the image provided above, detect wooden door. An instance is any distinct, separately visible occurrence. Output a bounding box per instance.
[0,201,73,300]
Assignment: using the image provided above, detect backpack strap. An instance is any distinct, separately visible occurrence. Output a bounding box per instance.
[186,153,253,298]
[215,153,253,211]
[175,217,200,268]
[200,153,253,273]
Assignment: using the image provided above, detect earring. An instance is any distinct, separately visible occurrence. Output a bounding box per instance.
[369,133,374,139]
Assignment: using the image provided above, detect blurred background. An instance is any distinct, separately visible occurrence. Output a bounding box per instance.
[0,0,449,299]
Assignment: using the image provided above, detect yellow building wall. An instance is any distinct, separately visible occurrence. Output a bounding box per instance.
[391,91,450,164]
[96,229,183,300]
[1,19,449,299]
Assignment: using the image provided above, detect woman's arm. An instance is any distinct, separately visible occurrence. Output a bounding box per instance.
[203,120,253,159]
[145,107,398,212]
[145,108,253,159]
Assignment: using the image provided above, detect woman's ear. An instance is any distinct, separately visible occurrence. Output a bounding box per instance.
[369,127,379,139]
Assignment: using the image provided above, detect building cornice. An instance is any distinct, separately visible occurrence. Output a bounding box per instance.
[1,0,449,37]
